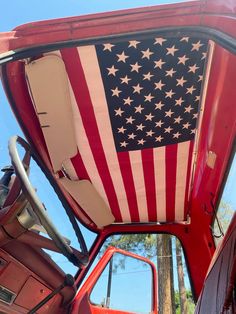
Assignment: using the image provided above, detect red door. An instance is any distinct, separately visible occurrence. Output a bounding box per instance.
[71,247,157,314]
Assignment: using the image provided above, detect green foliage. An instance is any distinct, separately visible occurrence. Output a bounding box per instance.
[174,290,195,314]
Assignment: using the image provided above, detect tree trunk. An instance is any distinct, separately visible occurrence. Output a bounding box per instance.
[157,234,176,314]
[176,239,188,314]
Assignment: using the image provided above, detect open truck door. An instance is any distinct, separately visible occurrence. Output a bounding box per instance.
[71,246,157,314]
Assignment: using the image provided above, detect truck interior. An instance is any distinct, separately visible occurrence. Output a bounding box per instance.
[0,0,235,313]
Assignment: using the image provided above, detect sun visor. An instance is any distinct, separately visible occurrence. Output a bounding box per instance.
[59,178,115,228]
[25,55,77,173]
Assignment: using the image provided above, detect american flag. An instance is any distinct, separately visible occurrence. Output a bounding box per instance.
[60,36,208,223]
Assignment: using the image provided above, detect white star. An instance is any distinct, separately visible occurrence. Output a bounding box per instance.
[193,113,198,119]
[126,116,135,124]
[191,41,203,51]
[114,108,124,116]
[130,62,142,73]
[111,87,121,97]
[165,109,174,117]
[154,58,166,69]
[117,126,126,133]
[155,135,164,142]
[182,122,191,129]
[116,51,129,63]
[123,97,133,105]
[146,130,155,137]
[175,97,184,106]
[195,95,200,102]
[202,52,207,60]
[138,138,146,145]
[128,40,140,48]
[136,123,145,131]
[178,55,189,65]
[155,101,164,110]
[145,113,155,121]
[155,120,164,128]
[180,37,189,42]
[128,133,137,140]
[164,126,173,133]
[191,129,196,134]
[107,65,118,76]
[103,43,115,51]
[143,72,154,81]
[120,75,131,84]
[165,68,176,77]
[165,89,175,98]
[176,76,187,87]
[188,64,199,73]
[154,37,167,45]
[185,105,194,113]
[135,105,144,113]
[144,93,154,102]
[120,141,128,147]
[142,48,154,59]
[154,80,165,90]
[173,132,181,139]
[132,83,143,94]
[198,75,203,82]
[174,116,183,124]
[186,85,196,94]
[166,45,178,56]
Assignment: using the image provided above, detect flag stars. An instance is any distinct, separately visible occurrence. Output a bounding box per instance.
[174,116,183,124]
[128,40,140,48]
[155,120,164,128]
[107,65,118,76]
[145,113,155,121]
[126,116,135,124]
[165,109,174,117]
[164,126,173,133]
[165,89,175,98]
[134,104,144,113]
[154,80,165,90]
[144,93,154,102]
[180,37,189,42]
[116,51,129,63]
[111,87,121,97]
[195,95,200,102]
[182,122,191,129]
[173,132,181,139]
[136,123,145,131]
[191,129,196,134]
[123,97,133,105]
[202,52,207,60]
[130,62,142,73]
[193,113,198,119]
[114,108,124,116]
[176,76,187,87]
[117,126,126,134]
[178,55,189,65]
[128,133,137,140]
[120,75,131,84]
[165,68,176,77]
[154,37,167,45]
[198,75,203,82]
[120,141,128,148]
[141,48,154,59]
[175,97,184,106]
[184,105,194,113]
[155,135,164,142]
[191,40,203,51]
[143,72,154,81]
[132,83,143,94]
[188,64,199,73]
[155,101,164,110]
[138,138,146,145]
[154,58,166,69]
[146,130,155,137]
[166,45,178,56]
[103,43,115,51]
[186,85,196,94]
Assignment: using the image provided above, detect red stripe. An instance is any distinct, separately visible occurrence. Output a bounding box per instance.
[165,144,178,221]
[184,140,194,218]
[142,148,157,221]
[71,152,90,180]
[117,152,140,222]
[61,47,122,221]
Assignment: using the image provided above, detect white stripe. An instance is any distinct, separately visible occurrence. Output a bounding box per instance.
[129,150,149,222]
[153,147,166,222]
[175,141,190,221]
[68,83,110,208]
[78,45,131,222]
